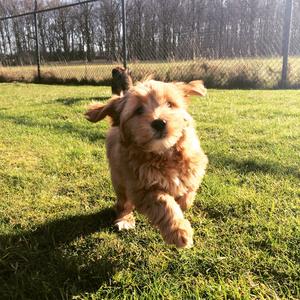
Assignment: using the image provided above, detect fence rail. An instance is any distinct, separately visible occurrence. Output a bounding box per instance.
[0,0,299,90]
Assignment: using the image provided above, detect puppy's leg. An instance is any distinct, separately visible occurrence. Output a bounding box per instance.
[176,191,196,211]
[114,191,135,231]
[137,192,193,248]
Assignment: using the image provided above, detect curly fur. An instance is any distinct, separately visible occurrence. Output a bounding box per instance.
[85,79,208,248]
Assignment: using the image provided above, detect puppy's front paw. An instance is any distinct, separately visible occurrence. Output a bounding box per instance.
[115,218,135,231]
[164,219,194,248]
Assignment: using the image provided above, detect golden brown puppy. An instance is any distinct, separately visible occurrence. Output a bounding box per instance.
[85,80,208,248]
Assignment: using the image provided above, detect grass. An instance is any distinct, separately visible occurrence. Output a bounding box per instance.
[1,56,300,88]
[0,83,299,299]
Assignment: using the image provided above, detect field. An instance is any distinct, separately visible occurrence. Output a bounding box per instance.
[0,83,299,299]
[1,56,300,89]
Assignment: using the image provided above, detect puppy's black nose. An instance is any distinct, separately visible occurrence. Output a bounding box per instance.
[151,119,167,132]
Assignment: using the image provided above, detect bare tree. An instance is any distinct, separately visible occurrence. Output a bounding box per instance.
[0,0,299,65]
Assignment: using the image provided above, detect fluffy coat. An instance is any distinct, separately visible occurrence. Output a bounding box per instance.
[85,80,208,248]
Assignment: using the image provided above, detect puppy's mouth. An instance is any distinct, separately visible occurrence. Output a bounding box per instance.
[154,130,167,139]
[141,130,168,147]
[134,118,186,153]
[139,128,184,154]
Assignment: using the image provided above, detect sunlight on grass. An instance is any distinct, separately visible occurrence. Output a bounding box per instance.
[0,83,299,299]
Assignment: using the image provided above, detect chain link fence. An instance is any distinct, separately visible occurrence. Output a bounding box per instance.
[0,0,299,92]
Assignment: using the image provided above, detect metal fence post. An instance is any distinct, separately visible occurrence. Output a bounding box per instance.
[281,0,293,88]
[121,0,127,69]
[34,0,41,82]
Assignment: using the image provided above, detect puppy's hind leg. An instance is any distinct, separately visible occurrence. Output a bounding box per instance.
[136,192,193,248]
[114,190,135,231]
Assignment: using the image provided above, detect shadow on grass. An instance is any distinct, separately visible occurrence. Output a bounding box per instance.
[54,96,110,106]
[199,154,299,221]
[33,74,112,86]
[0,112,105,143]
[209,153,300,179]
[0,208,116,298]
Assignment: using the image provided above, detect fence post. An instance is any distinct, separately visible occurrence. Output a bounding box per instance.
[121,0,127,69]
[34,0,41,82]
[281,0,293,88]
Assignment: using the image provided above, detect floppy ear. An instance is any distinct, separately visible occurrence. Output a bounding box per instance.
[85,96,125,126]
[176,80,207,97]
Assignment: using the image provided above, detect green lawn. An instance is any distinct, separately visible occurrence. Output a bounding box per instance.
[0,83,299,299]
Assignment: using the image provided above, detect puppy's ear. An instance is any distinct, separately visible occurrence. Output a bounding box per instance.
[176,80,207,97]
[85,96,125,126]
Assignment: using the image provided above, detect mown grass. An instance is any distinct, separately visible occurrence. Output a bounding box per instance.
[1,56,300,89]
[0,83,299,299]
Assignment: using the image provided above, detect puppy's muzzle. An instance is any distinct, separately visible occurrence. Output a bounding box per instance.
[151,119,167,138]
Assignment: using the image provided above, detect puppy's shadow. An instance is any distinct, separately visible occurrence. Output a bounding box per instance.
[0,207,117,298]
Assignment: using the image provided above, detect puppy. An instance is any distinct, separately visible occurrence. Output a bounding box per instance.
[111,67,133,95]
[85,80,208,248]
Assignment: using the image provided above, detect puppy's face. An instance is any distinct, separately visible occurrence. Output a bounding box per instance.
[121,81,196,153]
[86,80,206,154]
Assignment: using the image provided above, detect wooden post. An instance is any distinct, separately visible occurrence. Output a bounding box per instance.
[34,0,41,82]
[281,0,293,88]
[121,0,127,69]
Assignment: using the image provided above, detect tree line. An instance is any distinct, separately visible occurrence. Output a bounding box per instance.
[0,0,299,66]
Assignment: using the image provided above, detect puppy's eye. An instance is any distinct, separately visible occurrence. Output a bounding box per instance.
[167,101,174,108]
[135,106,144,115]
